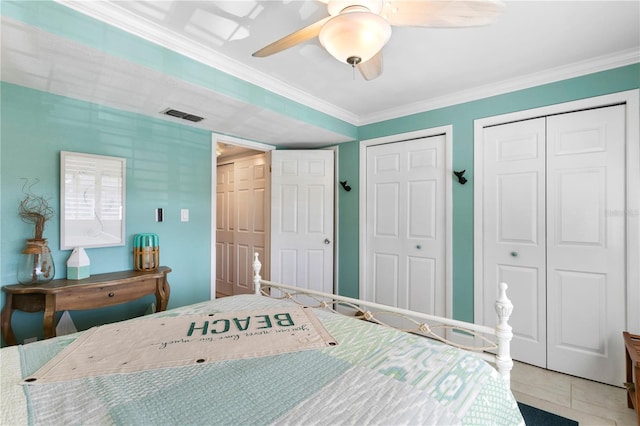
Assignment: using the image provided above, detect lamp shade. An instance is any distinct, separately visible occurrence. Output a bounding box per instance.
[319,8,391,65]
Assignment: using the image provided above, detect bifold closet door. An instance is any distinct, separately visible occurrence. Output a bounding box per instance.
[545,105,626,386]
[482,118,547,368]
[482,105,627,386]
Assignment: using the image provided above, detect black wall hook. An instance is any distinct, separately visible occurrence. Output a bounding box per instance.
[453,170,467,185]
[340,180,352,192]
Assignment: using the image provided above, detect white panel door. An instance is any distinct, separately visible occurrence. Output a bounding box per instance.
[215,163,234,296]
[481,105,627,386]
[482,118,547,367]
[271,150,334,294]
[546,105,626,385]
[365,135,446,316]
[233,154,267,295]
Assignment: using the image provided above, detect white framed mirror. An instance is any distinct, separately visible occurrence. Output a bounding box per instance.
[60,151,126,250]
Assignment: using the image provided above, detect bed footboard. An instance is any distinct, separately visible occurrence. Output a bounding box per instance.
[251,253,514,386]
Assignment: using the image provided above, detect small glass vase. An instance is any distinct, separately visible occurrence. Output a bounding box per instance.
[17,238,55,285]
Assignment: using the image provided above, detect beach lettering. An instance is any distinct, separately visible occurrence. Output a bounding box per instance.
[187,312,295,336]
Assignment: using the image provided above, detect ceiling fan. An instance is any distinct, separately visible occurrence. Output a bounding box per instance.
[252,0,505,81]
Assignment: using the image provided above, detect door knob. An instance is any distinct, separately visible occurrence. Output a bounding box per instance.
[510,251,518,257]
[416,244,422,249]
[324,238,331,245]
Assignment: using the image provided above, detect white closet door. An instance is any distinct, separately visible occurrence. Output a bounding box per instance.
[481,105,627,386]
[482,118,547,367]
[233,154,267,295]
[271,150,334,294]
[546,105,626,386]
[215,163,234,296]
[365,135,446,316]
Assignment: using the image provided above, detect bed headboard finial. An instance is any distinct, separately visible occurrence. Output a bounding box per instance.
[252,253,262,295]
[495,282,514,385]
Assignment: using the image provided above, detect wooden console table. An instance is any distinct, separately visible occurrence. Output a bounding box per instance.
[624,331,640,425]
[1,267,171,346]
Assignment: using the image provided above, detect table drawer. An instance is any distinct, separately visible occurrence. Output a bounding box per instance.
[55,279,157,311]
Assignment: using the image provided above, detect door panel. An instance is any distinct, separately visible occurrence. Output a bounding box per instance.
[374,253,398,306]
[375,183,399,237]
[277,249,297,286]
[306,250,325,292]
[556,168,605,246]
[554,270,606,352]
[546,105,626,385]
[307,185,326,233]
[497,264,540,343]
[408,256,435,312]
[365,135,446,317]
[482,118,547,367]
[233,155,267,295]
[279,184,298,232]
[408,180,436,238]
[481,105,627,386]
[215,164,234,296]
[271,150,334,294]
[498,173,539,243]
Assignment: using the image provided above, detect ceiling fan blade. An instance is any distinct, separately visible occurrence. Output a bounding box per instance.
[252,16,331,57]
[358,51,383,81]
[383,0,505,28]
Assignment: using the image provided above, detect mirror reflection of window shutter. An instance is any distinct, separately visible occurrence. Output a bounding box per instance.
[65,157,96,220]
[100,162,123,220]
[64,157,122,221]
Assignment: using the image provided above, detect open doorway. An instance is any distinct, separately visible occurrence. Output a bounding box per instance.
[211,134,274,298]
[211,134,339,301]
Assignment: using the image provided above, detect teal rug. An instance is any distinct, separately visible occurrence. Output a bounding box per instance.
[518,402,578,425]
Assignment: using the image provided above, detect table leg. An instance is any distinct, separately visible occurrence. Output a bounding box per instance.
[635,364,640,426]
[628,346,634,408]
[1,293,18,346]
[43,294,56,339]
[155,278,170,312]
[163,280,170,310]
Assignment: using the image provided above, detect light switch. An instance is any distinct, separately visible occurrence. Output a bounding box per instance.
[181,209,189,222]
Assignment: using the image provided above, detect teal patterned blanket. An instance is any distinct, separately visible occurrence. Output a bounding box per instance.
[2,295,524,425]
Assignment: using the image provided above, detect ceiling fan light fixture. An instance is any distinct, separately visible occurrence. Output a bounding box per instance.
[319,9,391,65]
[326,0,383,16]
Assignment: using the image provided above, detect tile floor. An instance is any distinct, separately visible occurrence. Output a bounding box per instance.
[511,361,638,425]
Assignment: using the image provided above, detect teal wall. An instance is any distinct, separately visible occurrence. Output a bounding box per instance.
[357,64,640,322]
[335,141,360,299]
[1,82,213,345]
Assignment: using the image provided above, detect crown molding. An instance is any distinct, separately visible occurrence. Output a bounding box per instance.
[55,0,360,125]
[358,48,640,125]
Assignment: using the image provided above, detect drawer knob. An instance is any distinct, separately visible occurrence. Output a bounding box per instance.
[108,292,115,297]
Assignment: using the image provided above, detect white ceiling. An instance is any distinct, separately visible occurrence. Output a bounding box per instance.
[2,1,639,147]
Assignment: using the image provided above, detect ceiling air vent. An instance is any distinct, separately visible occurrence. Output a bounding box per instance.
[161,108,204,123]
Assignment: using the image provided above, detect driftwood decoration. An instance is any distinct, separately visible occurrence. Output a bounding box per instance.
[18,178,54,240]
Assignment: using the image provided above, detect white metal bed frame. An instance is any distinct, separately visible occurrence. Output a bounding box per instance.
[251,253,515,385]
